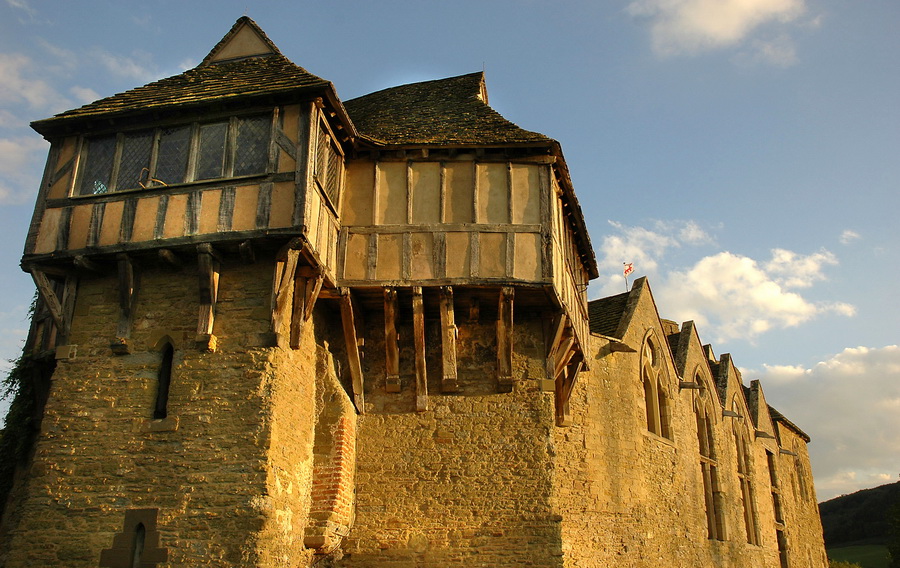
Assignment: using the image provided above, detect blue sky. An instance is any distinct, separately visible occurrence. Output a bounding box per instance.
[0,0,897,500]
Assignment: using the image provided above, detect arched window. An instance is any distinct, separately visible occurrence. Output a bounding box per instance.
[641,335,671,439]
[154,342,174,419]
[695,376,724,540]
[734,419,759,545]
[131,522,146,568]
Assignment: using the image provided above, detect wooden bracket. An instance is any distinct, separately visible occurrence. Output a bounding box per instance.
[555,354,584,427]
[73,255,102,273]
[158,249,182,268]
[383,287,400,393]
[31,269,65,333]
[239,240,256,264]
[268,248,300,347]
[112,254,139,354]
[339,287,365,413]
[439,286,459,393]
[546,312,585,426]
[30,269,78,349]
[289,265,324,348]
[412,286,428,411]
[196,244,220,351]
[497,286,514,393]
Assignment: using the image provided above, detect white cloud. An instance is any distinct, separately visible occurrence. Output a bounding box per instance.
[0,135,48,204]
[626,0,806,59]
[5,0,36,18]
[840,229,861,245]
[593,221,854,343]
[69,86,100,105]
[92,48,158,82]
[746,345,900,500]
[0,53,71,113]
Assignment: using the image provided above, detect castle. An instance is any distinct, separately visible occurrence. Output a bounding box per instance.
[0,17,827,567]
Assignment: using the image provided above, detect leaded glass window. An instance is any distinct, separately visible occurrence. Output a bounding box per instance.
[76,113,272,195]
[79,135,116,195]
[234,115,270,176]
[154,126,190,185]
[196,122,229,181]
[116,130,153,191]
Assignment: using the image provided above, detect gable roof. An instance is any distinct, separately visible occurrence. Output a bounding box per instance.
[588,291,630,337]
[769,405,811,443]
[201,16,282,65]
[343,72,551,146]
[31,18,334,136]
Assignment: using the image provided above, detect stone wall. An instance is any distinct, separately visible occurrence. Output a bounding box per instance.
[0,258,324,567]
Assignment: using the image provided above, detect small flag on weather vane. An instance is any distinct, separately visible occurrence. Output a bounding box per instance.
[623,262,634,277]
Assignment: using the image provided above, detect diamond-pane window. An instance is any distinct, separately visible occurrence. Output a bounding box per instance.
[154,126,190,186]
[196,122,228,181]
[79,135,116,195]
[325,143,340,205]
[116,130,153,191]
[234,115,270,177]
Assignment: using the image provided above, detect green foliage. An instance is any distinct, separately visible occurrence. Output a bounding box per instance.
[888,499,900,568]
[821,482,900,547]
[0,352,38,518]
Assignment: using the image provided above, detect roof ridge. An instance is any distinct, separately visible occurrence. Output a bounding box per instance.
[200,16,283,67]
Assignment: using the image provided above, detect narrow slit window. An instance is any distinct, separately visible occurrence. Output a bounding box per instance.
[131,523,146,568]
[154,343,174,419]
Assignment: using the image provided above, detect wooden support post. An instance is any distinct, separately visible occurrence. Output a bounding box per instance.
[497,286,514,393]
[239,240,256,264]
[59,275,78,346]
[439,286,459,393]
[112,254,138,354]
[289,265,323,349]
[468,296,480,323]
[383,287,400,393]
[196,244,220,351]
[158,249,182,268]
[268,248,300,347]
[339,287,365,413]
[555,354,584,427]
[412,286,428,411]
[30,270,65,332]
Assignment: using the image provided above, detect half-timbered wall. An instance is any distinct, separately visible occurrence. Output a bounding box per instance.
[549,174,590,351]
[339,157,548,286]
[24,102,342,281]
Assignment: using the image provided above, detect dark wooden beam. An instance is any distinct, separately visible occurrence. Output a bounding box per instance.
[339,287,365,413]
[497,286,514,393]
[289,265,323,349]
[412,286,428,411]
[439,286,459,393]
[30,270,65,332]
[268,248,300,348]
[112,254,138,354]
[196,244,220,351]
[383,287,400,393]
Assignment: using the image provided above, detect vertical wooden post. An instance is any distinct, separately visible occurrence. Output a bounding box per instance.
[412,286,428,411]
[339,287,365,413]
[497,286,514,392]
[290,265,323,349]
[269,248,300,347]
[196,244,220,351]
[439,286,459,393]
[383,287,400,393]
[112,254,139,354]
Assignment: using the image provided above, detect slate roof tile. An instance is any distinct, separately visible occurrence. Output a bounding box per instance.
[588,292,630,337]
[343,72,551,146]
[33,54,330,133]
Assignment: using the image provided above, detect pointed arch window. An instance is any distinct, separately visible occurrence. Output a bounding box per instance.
[641,335,672,439]
[734,420,760,545]
[695,375,725,540]
[154,342,174,419]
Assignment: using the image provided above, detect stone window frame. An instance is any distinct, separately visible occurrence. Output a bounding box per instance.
[641,330,672,440]
[99,508,167,568]
[73,112,274,196]
[732,401,760,546]
[693,368,725,540]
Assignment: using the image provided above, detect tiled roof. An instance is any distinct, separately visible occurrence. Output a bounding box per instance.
[32,54,330,134]
[343,72,551,146]
[588,292,630,337]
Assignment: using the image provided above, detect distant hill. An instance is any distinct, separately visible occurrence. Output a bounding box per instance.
[819,481,900,548]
